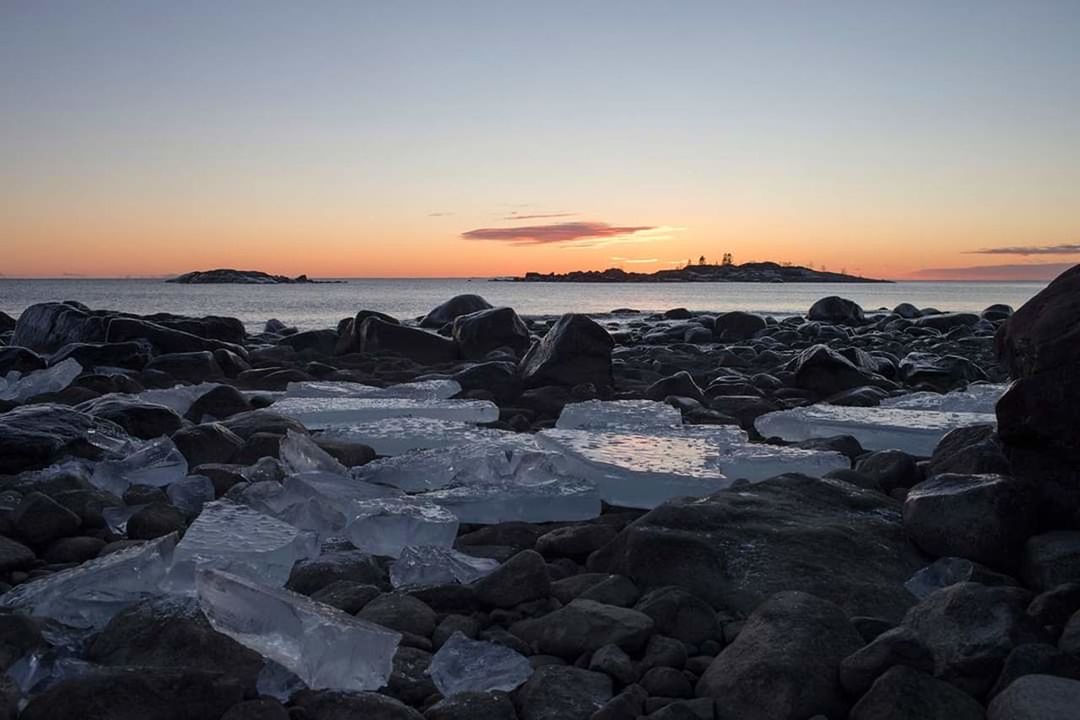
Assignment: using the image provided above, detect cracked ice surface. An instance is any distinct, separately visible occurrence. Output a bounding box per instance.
[0,534,177,630]
[316,417,515,456]
[429,632,533,697]
[196,568,400,693]
[284,379,461,400]
[90,437,189,496]
[345,497,458,558]
[389,546,498,589]
[755,405,996,456]
[353,435,542,493]
[537,429,731,508]
[0,358,82,403]
[166,501,317,591]
[556,399,683,431]
[271,397,499,429]
[881,383,1008,414]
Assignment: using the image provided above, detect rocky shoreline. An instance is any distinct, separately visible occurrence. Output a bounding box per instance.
[502,261,889,284]
[169,269,341,284]
[0,267,1077,719]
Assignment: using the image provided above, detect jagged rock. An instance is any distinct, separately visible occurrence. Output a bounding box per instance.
[452,361,522,403]
[510,599,654,658]
[903,474,1036,570]
[421,294,494,329]
[696,591,863,720]
[11,491,81,545]
[792,344,882,397]
[291,690,423,720]
[515,666,612,720]
[51,341,150,370]
[76,396,184,439]
[286,551,389,595]
[0,346,46,374]
[633,587,716,645]
[519,314,614,389]
[11,302,110,353]
[423,691,517,720]
[850,666,985,720]
[472,550,550,608]
[590,475,926,621]
[107,317,246,357]
[0,404,109,474]
[347,317,459,364]
[452,307,531,360]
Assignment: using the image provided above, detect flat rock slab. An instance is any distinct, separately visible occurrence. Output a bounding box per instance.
[590,473,927,621]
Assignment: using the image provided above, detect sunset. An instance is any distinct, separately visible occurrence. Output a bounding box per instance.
[2,3,1080,718]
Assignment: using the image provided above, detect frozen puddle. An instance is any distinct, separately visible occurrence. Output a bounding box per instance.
[316,417,515,455]
[755,405,996,456]
[271,397,499,429]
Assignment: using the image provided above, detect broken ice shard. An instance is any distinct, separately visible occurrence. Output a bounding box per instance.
[0,358,82,403]
[166,500,317,591]
[754,405,996,456]
[0,533,176,630]
[713,442,848,481]
[418,476,601,524]
[196,568,401,692]
[556,399,683,431]
[90,436,189,497]
[279,430,348,475]
[272,397,499,429]
[344,497,458,558]
[166,474,216,517]
[133,382,222,416]
[881,383,1008,414]
[428,631,533,696]
[316,417,514,456]
[284,379,461,400]
[389,546,499,589]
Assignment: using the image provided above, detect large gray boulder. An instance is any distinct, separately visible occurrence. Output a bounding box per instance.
[421,294,493,329]
[696,591,863,720]
[347,317,459,365]
[509,599,654,658]
[11,302,110,352]
[808,296,865,325]
[452,307,531,360]
[850,666,985,720]
[515,666,612,720]
[590,474,926,621]
[519,314,613,389]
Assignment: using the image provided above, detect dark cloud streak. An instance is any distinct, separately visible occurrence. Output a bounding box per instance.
[462,221,654,246]
[967,244,1080,255]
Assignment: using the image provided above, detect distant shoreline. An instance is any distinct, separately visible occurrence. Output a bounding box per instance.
[495,261,891,284]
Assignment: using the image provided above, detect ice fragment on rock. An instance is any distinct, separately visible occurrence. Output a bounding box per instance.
[389,546,498,589]
[0,358,82,402]
[196,568,400,692]
[284,379,461,400]
[272,397,499,429]
[556,399,683,431]
[90,437,188,496]
[418,475,601,524]
[0,534,176,630]
[166,474,216,517]
[279,430,347,475]
[345,497,458,558]
[166,500,317,591]
[133,382,222,415]
[754,405,996,455]
[428,631,533,696]
[881,383,1008,413]
[316,416,514,456]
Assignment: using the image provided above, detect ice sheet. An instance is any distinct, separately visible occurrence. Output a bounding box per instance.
[428,631,533,696]
[316,417,515,456]
[389,546,499,589]
[271,397,499,429]
[881,383,1008,413]
[345,497,459,558]
[0,358,82,403]
[284,379,461,400]
[556,399,683,431]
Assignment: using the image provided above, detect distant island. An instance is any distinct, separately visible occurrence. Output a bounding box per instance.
[168,269,342,284]
[500,261,890,284]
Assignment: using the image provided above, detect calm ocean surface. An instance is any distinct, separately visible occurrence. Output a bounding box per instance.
[0,279,1047,332]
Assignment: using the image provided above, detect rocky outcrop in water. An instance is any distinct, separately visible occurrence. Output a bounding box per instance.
[168,269,327,284]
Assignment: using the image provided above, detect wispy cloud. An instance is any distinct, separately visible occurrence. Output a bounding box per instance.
[462,221,681,248]
[503,211,575,221]
[427,212,454,217]
[966,244,1080,255]
[611,256,659,264]
[907,262,1076,281]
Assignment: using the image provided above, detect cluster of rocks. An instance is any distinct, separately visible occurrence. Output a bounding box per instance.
[0,266,1077,719]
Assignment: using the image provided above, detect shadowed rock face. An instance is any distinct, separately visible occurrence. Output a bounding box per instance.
[995,263,1080,523]
[519,313,614,389]
[589,474,927,621]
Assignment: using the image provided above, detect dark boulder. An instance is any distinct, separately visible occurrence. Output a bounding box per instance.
[75,395,184,439]
[452,307,531,360]
[290,690,423,720]
[509,599,654,658]
[850,665,985,720]
[171,423,245,467]
[347,317,459,365]
[792,344,883,397]
[11,491,81,545]
[286,551,389,595]
[0,346,46,375]
[645,371,704,402]
[277,329,338,355]
[520,314,613,389]
[807,296,864,325]
[988,674,1080,720]
[334,310,401,354]
[929,424,1011,477]
[855,450,920,493]
[424,691,517,720]
[186,384,252,422]
[913,313,981,332]
[142,313,246,344]
[453,361,522,403]
[988,643,1080,699]
[144,351,224,383]
[696,591,863,720]
[1021,531,1080,592]
[899,352,988,390]
[107,317,247,357]
[713,311,766,341]
[220,409,305,440]
[472,549,550,608]
[420,294,493,329]
[127,503,186,540]
[515,666,612,720]
[589,474,926,621]
[11,302,110,353]
[50,341,151,371]
[0,404,111,474]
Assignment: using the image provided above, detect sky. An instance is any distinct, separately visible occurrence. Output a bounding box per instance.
[2,1,1079,280]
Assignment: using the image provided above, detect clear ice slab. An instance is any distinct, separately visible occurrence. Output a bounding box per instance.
[389,545,499,589]
[166,500,318,591]
[555,399,683,431]
[428,631,533,697]
[418,475,601,524]
[133,382,222,416]
[754,405,997,456]
[196,568,400,693]
[316,417,515,456]
[0,358,82,403]
[90,437,189,497]
[166,474,216,517]
[271,397,499,429]
[284,379,461,400]
[279,430,348,475]
[344,497,459,558]
[881,383,1008,414]
[0,534,176,630]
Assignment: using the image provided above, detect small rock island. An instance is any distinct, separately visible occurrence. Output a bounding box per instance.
[168,269,335,284]
[507,261,889,283]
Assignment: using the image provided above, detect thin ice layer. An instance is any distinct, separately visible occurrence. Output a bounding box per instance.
[279,430,348,475]
[755,405,996,456]
[537,429,730,508]
[345,497,459,558]
[284,379,461,400]
[0,358,83,403]
[389,546,499,589]
[316,417,514,456]
[166,500,317,591]
[428,631,533,697]
[881,383,1008,413]
[196,568,400,692]
[556,399,683,431]
[713,443,848,481]
[271,397,499,429]
[0,534,177,630]
[90,437,189,496]
[418,475,601,524]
